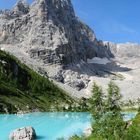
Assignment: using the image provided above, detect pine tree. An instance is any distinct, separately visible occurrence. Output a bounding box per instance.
[91,82,125,140]
[106,81,121,112]
[89,82,104,119]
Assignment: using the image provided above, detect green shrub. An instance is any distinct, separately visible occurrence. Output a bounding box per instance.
[124,113,140,140]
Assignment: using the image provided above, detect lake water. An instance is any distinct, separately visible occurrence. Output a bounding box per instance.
[0,112,137,140]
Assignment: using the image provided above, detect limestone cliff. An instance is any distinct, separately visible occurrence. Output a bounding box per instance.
[0,0,112,65]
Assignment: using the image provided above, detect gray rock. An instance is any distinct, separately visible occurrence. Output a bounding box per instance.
[53,71,64,83]
[9,126,36,140]
[12,0,30,16]
[71,80,85,91]
[103,42,140,58]
[0,0,113,65]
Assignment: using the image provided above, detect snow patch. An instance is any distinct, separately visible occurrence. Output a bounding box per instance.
[87,57,111,65]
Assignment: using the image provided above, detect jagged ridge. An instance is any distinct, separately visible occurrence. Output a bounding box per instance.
[0,0,112,65]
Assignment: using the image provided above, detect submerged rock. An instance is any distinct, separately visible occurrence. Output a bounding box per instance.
[9,126,36,140]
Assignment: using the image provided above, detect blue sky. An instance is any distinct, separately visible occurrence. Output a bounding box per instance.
[0,0,140,43]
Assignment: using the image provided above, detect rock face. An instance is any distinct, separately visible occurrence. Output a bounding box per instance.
[104,42,140,58]
[0,0,112,65]
[9,126,36,140]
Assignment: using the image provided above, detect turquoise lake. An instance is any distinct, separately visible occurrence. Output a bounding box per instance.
[0,112,137,140]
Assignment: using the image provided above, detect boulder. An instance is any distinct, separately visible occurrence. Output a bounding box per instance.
[9,126,36,140]
[83,126,92,137]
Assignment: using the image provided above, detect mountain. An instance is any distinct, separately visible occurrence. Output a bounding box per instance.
[0,0,140,103]
[0,0,112,62]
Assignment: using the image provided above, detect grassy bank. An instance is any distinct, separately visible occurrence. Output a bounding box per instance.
[0,50,87,113]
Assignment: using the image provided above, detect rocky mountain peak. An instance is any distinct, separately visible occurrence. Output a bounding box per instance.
[30,0,75,22]
[12,0,30,16]
[33,0,73,9]
[0,0,112,66]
